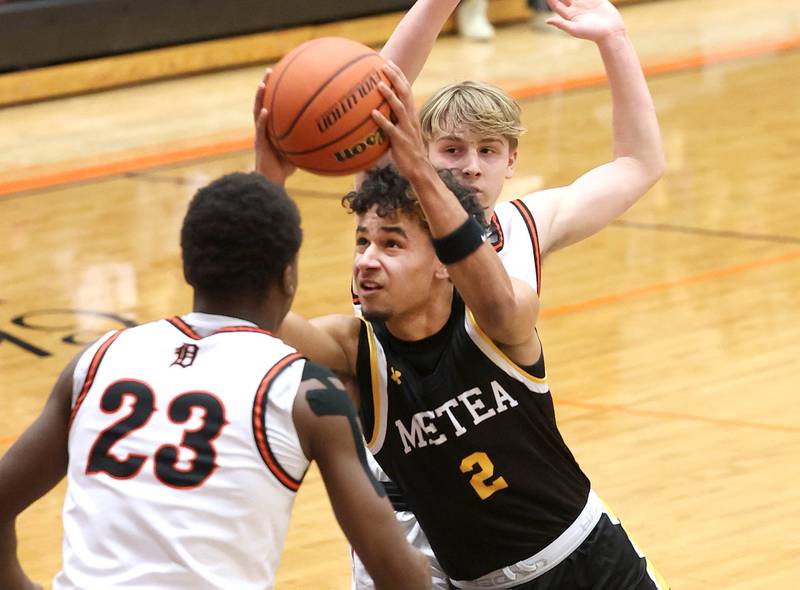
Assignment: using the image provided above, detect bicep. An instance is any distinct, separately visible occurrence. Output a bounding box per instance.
[293,362,381,496]
[278,312,356,375]
[291,362,395,542]
[293,363,430,588]
[528,160,654,255]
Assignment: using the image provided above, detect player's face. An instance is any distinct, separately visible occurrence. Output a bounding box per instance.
[427,128,517,220]
[353,207,440,322]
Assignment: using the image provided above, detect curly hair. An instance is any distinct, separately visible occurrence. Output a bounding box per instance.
[341,165,485,230]
[181,172,302,297]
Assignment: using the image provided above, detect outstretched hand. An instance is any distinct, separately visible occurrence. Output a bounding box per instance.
[370,61,430,179]
[544,0,625,42]
[253,68,296,186]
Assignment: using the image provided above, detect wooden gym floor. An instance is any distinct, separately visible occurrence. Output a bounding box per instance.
[1,0,799,588]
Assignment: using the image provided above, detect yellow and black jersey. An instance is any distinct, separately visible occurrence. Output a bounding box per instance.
[356,294,591,581]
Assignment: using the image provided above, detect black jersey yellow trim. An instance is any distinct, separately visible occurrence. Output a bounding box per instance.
[466,309,547,384]
[359,317,382,449]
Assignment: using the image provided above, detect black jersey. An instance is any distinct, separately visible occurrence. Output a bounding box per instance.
[356,294,591,581]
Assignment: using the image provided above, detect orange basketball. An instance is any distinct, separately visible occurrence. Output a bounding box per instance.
[263,37,392,176]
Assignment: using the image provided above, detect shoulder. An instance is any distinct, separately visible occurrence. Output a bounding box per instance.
[292,360,359,460]
[297,361,354,417]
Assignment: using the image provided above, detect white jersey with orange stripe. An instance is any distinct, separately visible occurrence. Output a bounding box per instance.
[55,312,308,590]
[490,197,542,295]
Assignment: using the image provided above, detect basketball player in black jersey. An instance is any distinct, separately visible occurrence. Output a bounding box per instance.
[257,56,669,587]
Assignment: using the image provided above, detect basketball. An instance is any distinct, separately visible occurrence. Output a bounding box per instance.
[263,37,393,176]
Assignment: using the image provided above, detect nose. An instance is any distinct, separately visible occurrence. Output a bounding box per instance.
[355,242,381,271]
[461,149,482,178]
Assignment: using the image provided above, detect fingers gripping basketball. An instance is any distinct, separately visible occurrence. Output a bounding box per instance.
[263,37,393,175]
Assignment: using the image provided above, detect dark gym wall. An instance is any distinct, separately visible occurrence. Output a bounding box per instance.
[0,0,415,72]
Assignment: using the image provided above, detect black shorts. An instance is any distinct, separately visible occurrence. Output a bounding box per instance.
[450,514,669,590]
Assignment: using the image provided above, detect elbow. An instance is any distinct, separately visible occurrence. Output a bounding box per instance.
[651,150,667,182]
[645,142,667,184]
[634,151,666,193]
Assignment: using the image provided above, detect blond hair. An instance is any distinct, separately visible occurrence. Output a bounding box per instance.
[419,81,526,150]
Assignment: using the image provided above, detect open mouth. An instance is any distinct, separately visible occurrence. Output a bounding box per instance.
[358,280,383,295]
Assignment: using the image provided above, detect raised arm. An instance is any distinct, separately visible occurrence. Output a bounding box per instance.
[530,0,666,255]
[292,362,431,590]
[372,62,540,361]
[0,353,79,590]
[380,0,460,84]
[355,0,461,181]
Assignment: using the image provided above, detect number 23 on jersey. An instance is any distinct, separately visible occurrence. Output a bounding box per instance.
[85,379,227,489]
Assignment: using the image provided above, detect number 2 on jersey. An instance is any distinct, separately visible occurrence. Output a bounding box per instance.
[460,451,508,500]
[86,379,226,488]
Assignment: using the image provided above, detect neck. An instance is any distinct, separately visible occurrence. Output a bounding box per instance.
[385,287,453,342]
[192,293,283,333]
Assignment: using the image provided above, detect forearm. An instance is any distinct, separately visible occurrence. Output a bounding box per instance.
[381,0,460,83]
[407,164,469,237]
[0,521,32,590]
[408,166,533,341]
[597,30,665,176]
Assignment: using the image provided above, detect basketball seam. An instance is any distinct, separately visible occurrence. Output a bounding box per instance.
[267,41,324,143]
[271,52,382,143]
[279,98,389,156]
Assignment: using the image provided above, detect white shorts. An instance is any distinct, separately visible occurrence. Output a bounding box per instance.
[351,453,447,589]
[351,509,448,590]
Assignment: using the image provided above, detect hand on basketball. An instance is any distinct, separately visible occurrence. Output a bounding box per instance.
[544,0,625,42]
[371,61,430,179]
[253,68,296,186]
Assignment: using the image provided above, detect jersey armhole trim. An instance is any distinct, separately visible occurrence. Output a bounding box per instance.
[67,329,124,431]
[466,310,548,385]
[359,318,382,449]
[490,210,505,253]
[252,351,305,492]
[510,199,542,295]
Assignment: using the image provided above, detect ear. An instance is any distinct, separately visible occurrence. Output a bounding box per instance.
[281,260,297,298]
[434,260,450,281]
[505,147,518,179]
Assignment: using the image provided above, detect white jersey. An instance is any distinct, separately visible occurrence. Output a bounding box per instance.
[491,196,542,295]
[55,312,309,590]
[352,198,542,589]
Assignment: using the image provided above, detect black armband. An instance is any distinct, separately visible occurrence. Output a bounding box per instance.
[432,216,485,264]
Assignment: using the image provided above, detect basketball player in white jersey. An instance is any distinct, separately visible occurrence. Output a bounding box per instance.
[0,173,431,590]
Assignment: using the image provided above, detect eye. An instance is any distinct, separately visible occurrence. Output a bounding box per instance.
[355,236,369,251]
[481,146,497,154]
[385,239,401,249]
